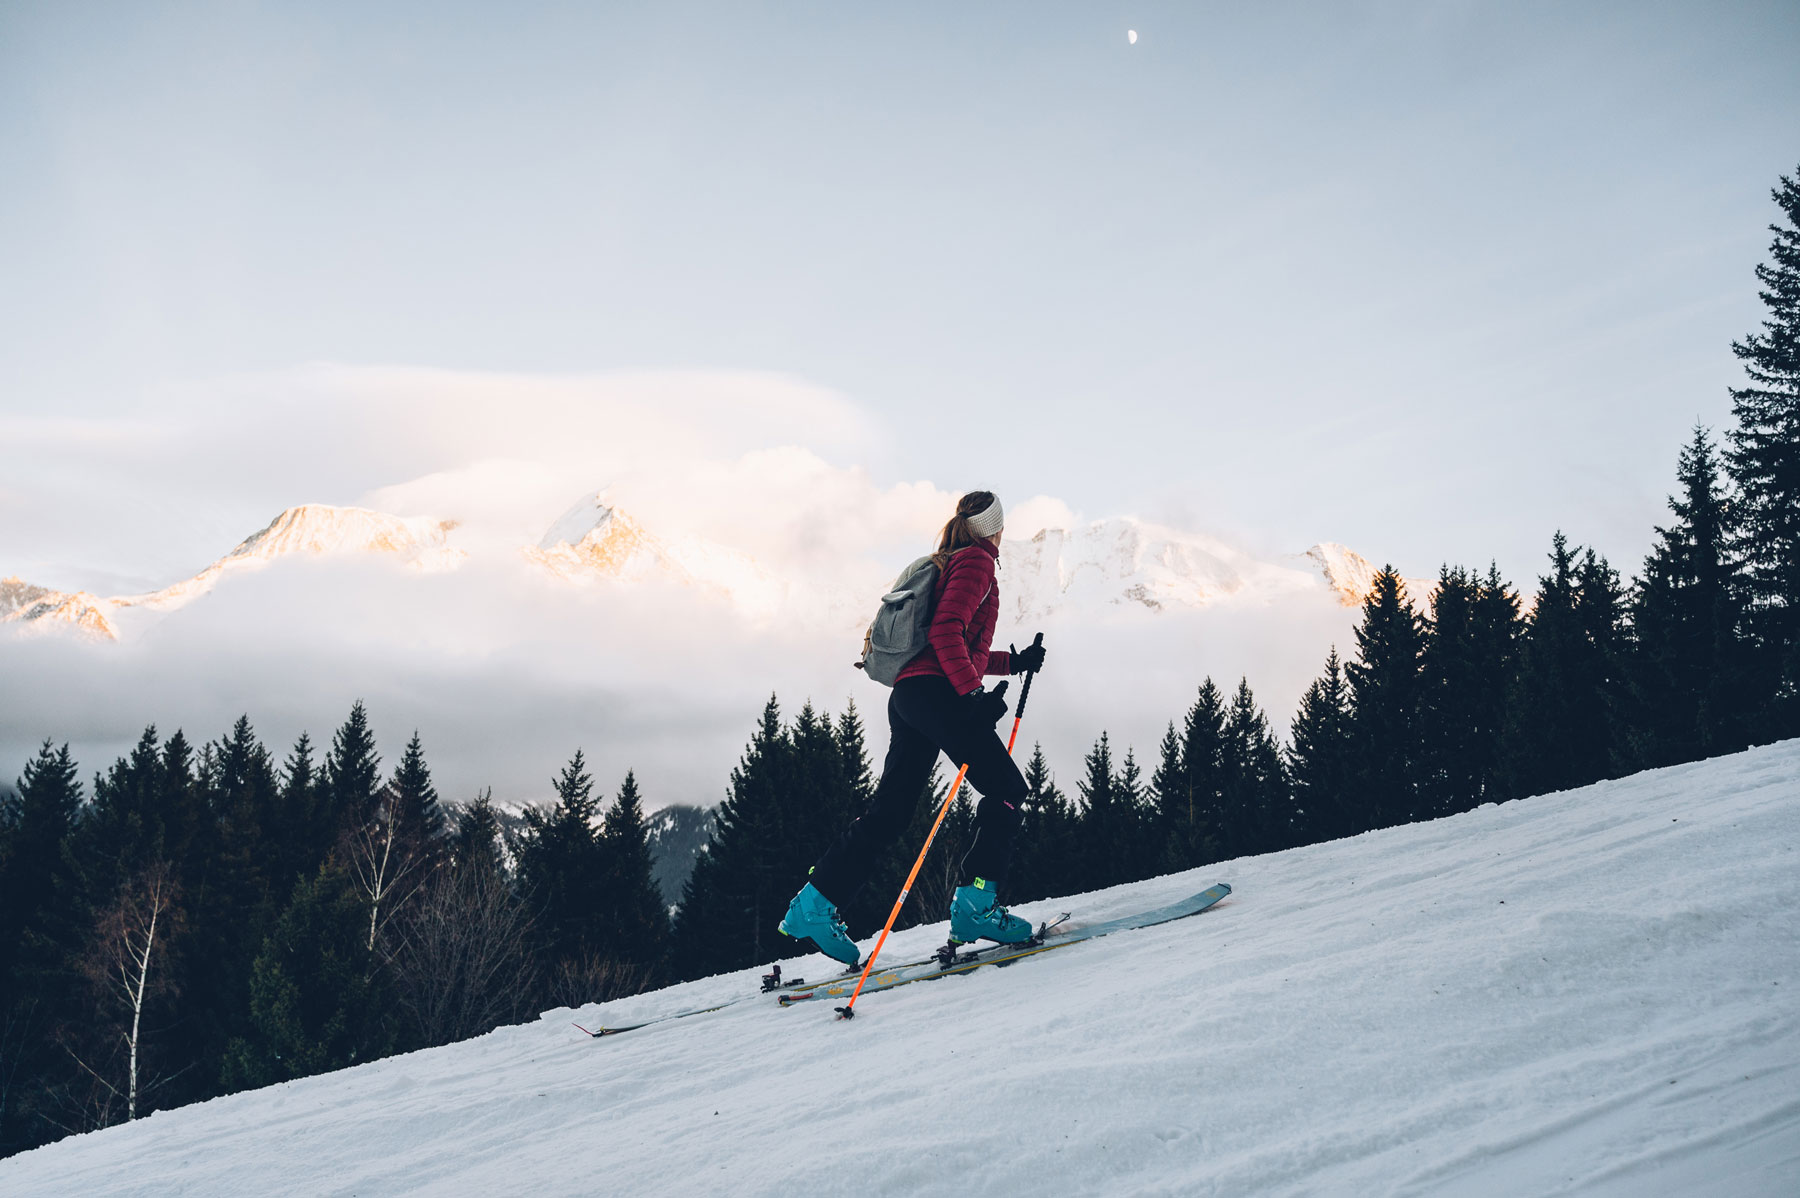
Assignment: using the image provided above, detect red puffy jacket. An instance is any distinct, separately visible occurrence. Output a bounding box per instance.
[896,540,1013,695]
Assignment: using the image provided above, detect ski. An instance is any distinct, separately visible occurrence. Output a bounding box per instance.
[573,1002,734,1038]
[777,882,1232,1012]
[575,884,1231,1037]
[573,954,894,1038]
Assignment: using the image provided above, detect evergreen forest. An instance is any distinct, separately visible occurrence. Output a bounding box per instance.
[3,168,1797,1161]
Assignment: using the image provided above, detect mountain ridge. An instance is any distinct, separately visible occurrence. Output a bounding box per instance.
[4,495,1424,641]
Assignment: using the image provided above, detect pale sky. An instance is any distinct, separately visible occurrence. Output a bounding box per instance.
[3,2,1798,799]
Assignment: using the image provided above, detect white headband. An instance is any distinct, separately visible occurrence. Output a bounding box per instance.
[965,497,1004,538]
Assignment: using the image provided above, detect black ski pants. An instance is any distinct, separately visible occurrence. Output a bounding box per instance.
[809,674,1027,907]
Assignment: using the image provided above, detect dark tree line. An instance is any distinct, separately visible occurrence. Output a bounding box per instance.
[0,705,670,1159]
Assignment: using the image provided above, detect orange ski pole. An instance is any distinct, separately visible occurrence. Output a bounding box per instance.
[836,634,1042,1020]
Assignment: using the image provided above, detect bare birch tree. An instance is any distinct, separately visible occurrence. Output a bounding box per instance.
[73,863,182,1124]
[348,783,426,953]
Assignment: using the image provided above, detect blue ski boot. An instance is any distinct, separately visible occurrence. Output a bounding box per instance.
[779,883,861,967]
[949,878,1035,946]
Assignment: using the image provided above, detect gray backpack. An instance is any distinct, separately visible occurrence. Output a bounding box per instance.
[856,555,941,685]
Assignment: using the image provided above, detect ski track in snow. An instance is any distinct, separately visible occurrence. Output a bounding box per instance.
[4,743,1797,1196]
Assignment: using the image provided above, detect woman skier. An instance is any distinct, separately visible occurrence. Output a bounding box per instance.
[779,490,1048,966]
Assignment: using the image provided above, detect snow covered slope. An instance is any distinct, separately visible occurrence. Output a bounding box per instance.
[6,742,1795,1196]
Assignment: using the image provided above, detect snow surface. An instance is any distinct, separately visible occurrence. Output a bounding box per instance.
[6,742,1796,1196]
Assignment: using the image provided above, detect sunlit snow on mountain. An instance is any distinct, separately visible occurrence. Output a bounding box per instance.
[2,505,464,641]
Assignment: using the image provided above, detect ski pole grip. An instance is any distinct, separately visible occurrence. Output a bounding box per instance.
[1014,632,1044,721]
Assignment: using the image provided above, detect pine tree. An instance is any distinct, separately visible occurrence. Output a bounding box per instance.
[81,727,167,896]
[224,868,393,1088]
[1155,680,1227,870]
[1627,428,1753,766]
[321,701,382,837]
[668,698,797,978]
[1,741,85,988]
[154,731,207,886]
[450,790,505,875]
[1725,166,1800,737]
[1468,565,1525,801]
[1286,650,1356,844]
[1150,722,1189,867]
[0,742,89,1155]
[274,733,323,903]
[788,703,854,891]
[1345,568,1426,830]
[387,732,447,865]
[1576,548,1629,783]
[598,771,669,983]
[1118,747,1156,877]
[181,718,280,1111]
[1415,565,1525,819]
[0,743,91,1156]
[1501,534,1623,798]
[515,750,607,975]
[833,700,876,818]
[1010,744,1077,902]
[209,717,278,908]
[1077,733,1136,891]
[1220,679,1288,855]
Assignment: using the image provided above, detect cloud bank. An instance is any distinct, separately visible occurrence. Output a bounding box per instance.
[2,366,1362,809]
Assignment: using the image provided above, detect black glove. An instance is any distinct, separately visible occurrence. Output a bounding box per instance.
[963,682,1009,727]
[1010,638,1046,675]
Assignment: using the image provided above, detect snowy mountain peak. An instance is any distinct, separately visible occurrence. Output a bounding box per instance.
[1304,542,1383,607]
[1300,543,1435,608]
[0,577,118,640]
[535,491,624,553]
[999,517,1334,622]
[122,504,466,612]
[526,494,790,620]
[530,493,658,575]
[0,576,50,619]
[2,506,467,639]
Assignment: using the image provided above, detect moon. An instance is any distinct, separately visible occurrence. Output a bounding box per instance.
[1128,29,1138,44]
